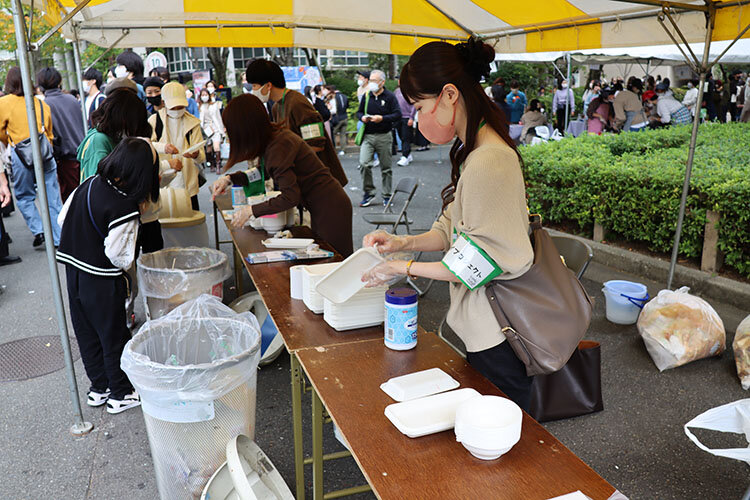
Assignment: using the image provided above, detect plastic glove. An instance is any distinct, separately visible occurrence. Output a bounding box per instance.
[231,205,254,228]
[362,230,413,254]
[211,176,232,200]
[361,261,404,288]
[164,143,179,155]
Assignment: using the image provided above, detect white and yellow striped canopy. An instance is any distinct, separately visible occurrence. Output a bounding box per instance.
[31,0,750,54]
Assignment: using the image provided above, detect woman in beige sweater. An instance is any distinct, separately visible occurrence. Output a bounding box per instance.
[362,38,535,410]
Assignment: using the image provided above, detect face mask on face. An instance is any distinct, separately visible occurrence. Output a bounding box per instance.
[82,81,92,93]
[167,108,185,119]
[115,65,129,79]
[687,82,694,89]
[357,78,364,87]
[251,84,270,104]
[417,90,457,145]
[201,95,210,103]
[367,82,379,93]
[207,86,215,94]
[147,95,162,107]
[561,83,569,89]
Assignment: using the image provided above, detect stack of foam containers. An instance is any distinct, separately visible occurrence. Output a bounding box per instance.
[323,286,387,331]
[301,263,341,313]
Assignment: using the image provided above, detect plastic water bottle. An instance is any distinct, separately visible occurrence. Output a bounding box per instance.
[384,288,418,351]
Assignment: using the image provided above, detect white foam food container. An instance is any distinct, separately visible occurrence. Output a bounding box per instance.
[384,388,480,438]
[315,247,384,304]
[302,263,341,314]
[454,395,523,460]
[380,367,460,402]
[262,238,314,249]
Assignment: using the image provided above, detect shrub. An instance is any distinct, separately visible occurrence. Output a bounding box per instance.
[520,123,750,276]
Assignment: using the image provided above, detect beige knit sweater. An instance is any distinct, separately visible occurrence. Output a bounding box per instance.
[432,143,533,352]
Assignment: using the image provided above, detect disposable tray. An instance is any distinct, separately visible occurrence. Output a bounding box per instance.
[380,367,460,402]
[384,388,480,438]
[302,263,341,313]
[315,247,384,304]
[262,238,315,249]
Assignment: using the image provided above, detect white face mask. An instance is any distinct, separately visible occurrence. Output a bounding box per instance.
[561,83,569,89]
[357,78,365,87]
[251,84,270,104]
[207,86,215,94]
[82,81,92,93]
[114,65,129,79]
[167,108,185,119]
[367,82,379,92]
[201,95,210,103]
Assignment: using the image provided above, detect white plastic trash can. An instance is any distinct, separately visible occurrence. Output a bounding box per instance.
[602,280,649,325]
[138,247,229,319]
[121,295,261,500]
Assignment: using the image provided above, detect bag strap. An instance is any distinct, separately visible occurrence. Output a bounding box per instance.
[154,113,164,142]
[86,178,107,240]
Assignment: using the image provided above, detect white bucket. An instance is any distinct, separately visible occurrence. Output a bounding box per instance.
[602,280,649,325]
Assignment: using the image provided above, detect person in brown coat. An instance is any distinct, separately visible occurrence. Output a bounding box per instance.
[243,59,348,188]
[211,95,353,257]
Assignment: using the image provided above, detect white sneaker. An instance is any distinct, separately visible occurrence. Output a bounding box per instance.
[397,156,409,167]
[407,154,413,163]
[338,150,345,156]
[87,389,110,407]
[106,391,141,414]
[373,159,380,167]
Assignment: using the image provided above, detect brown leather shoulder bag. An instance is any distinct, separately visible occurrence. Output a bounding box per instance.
[485,216,593,376]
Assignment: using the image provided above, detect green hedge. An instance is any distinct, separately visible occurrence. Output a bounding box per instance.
[519,123,750,277]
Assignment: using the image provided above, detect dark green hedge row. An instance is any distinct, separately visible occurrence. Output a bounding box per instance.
[520,123,750,276]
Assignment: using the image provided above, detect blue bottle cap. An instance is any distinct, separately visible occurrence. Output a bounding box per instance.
[385,287,418,305]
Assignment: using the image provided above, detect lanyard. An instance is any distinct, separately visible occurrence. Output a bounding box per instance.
[278,89,288,122]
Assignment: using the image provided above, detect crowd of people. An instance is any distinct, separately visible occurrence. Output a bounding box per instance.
[484,69,750,142]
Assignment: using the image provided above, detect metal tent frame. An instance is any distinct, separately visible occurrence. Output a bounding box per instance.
[9,0,750,436]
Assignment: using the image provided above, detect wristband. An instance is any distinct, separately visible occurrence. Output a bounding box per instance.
[406,259,416,279]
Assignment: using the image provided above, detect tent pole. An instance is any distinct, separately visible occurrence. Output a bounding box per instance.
[83,29,130,72]
[564,52,571,134]
[11,0,93,437]
[71,27,88,131]
[666,5,714,289]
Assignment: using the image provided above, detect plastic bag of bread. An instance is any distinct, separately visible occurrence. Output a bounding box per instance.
[733,315,750,389]
[636,287,725,371]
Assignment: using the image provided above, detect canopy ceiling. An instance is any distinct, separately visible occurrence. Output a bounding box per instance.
[27,0,750,55]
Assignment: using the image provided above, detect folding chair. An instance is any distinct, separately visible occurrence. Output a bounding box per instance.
[362,177,418,234]
[550,235,594,279]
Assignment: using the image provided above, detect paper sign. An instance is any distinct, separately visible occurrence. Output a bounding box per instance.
[442,233,502,290]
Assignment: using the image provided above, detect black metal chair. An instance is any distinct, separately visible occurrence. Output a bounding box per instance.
[550,234,594,279]
[362,177,418,234]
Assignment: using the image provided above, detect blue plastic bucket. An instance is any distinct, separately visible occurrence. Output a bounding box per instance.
[602,280,649,325]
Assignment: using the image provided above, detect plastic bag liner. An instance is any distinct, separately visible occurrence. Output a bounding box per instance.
[733,315,750,390]
[636,287,725,372]
[121,294,261,408]
[137,247,230,300]
[684,399,750,465]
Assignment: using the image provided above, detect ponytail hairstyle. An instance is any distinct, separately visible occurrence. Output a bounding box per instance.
[399,36,520,211]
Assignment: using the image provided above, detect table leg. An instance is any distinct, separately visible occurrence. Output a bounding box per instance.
[290,353,305,500]
[213,202,220,250]
[312,388,324,500]
[233,245,244,296]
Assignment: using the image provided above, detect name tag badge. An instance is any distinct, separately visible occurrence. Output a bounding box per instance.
[300,122,325,141]
[245,167,262,183]
[442,233,502,290]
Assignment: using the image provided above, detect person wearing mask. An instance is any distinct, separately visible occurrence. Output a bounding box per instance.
[682,79,699,116]
[184,87,200,118]
[211,95,353,256]
[245,59,347,187]
[308,84,332,123]
[394,81,416,166]
[504,80,527,124]
[361,38,536,411]
[82,68,106,127]
[205,80,221,108]
[583,81,601,118]
[148,82,205,210]
[552,79,575,133]
[356,69,402,207]
[519,99,547,144]
[613,77,649,132]
[143,76,165,116]
[114,51,146,103]
[56,138,160,414]
[199,87,225,173]
[652,80,692,127]
[586,89,615,135]
[356,70,371,103]
[0,67,63,248]
[37,67,85,202]
[0,168,21,266]
[327,85,349,155]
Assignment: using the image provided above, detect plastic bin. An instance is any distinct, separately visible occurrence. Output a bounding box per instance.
[121,295,261,500]
[602,280,649,325]
[161,212,210,249]
[138,247,230,319]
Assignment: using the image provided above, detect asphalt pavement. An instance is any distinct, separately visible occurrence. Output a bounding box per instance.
[1,144,748,499]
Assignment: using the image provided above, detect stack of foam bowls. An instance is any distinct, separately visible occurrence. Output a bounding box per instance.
[602,280,649,325]
[261,191,295,233]
[247,195,266,230]
[301,263,341,313]
[323,286,387,331]
[454,396,522,460]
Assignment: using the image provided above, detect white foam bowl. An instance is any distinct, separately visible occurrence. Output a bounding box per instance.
[454,396,522,460]
[302,263,341,313]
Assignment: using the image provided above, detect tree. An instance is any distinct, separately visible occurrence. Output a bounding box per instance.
[206,47,229,86]
[0,0,66,73]
[265,47,296,67]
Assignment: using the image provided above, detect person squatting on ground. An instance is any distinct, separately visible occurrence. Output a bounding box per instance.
[0,67,63,248]
[56,138,160,414]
